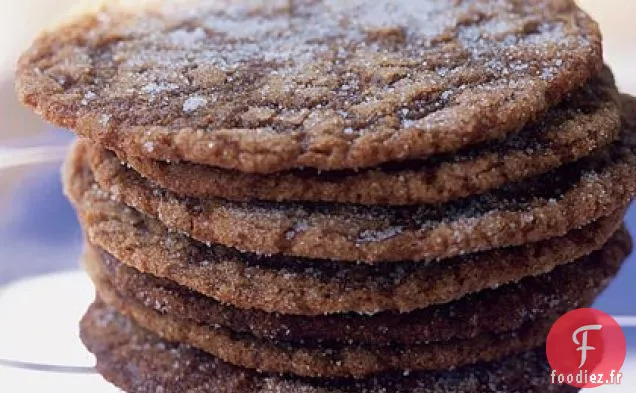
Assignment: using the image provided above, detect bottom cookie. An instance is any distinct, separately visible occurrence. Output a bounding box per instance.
[81,301,578,393]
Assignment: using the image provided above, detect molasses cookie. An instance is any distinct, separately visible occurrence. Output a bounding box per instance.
[93,274,555,379]
[111,71,620,205]
[18,0,603,173]
[71,167,624,315]
[81,301,578,392]
[69,116,636,263]
[83,228,629,346]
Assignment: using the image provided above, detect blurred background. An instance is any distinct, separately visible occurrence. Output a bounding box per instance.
[0,0,635,391]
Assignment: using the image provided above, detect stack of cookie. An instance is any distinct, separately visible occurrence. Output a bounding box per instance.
[16,0,636,392]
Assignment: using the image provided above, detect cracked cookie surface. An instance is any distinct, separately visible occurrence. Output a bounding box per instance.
[110,71,621,205]
[18,0,602,173]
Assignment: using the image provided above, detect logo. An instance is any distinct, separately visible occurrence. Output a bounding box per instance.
[547,309,626,388]
[573,324,603,368]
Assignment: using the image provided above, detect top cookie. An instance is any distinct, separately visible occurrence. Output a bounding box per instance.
[17,0,602,173]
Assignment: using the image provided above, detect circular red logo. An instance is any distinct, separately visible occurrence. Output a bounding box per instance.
[546,308,626,388]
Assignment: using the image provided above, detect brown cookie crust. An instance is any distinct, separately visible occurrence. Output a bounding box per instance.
[93,273,556,379]
[17,0,603,173]
[70,116,636,263]
[81,302,578,393]
[71,162,623,316]
[83,229,629,346]
[621,94,636,128]
[113,71,621,205]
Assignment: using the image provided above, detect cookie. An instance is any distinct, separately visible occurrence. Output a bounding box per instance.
[621,94,636,127]
[94,271,555,379]
[72,166,624,316]
[17,0,603,173]
[83,228,629,346]
[67,112,636,263]
[112,70,621,205]
[81,301,577,392]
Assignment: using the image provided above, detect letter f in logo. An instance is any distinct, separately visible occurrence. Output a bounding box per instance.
[573,324,603,369]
